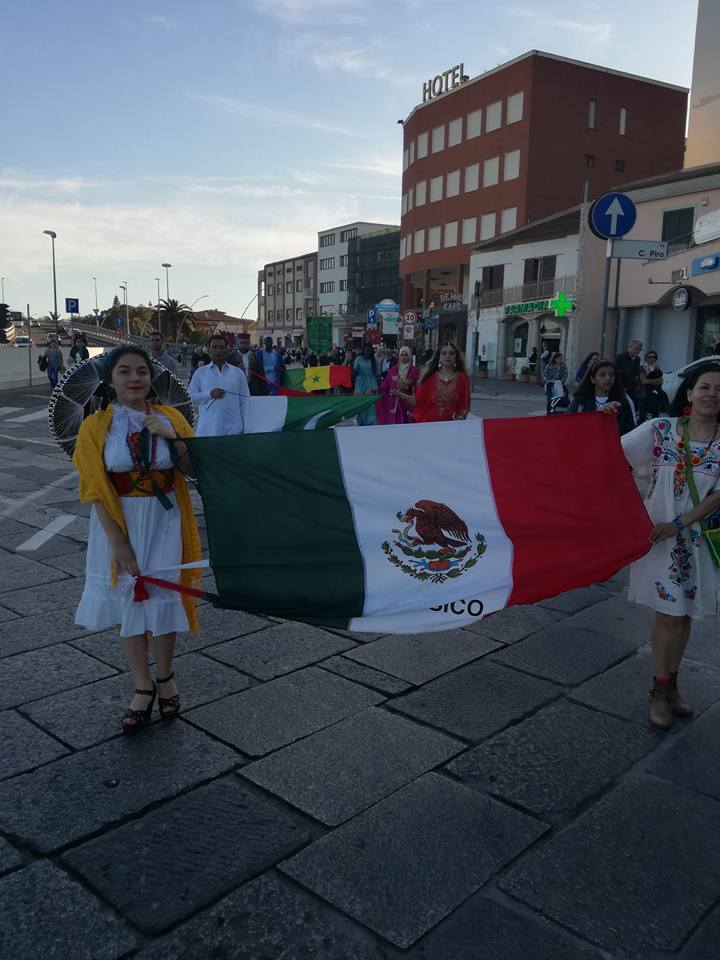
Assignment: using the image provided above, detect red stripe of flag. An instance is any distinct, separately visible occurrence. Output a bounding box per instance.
[329,366,352,389]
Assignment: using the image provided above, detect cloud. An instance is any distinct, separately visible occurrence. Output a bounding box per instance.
[321,159,401,177]
[190,94,359,138]
[249,0,367,27]
[0,175,100,194]
[509,6,614,43]
[309,39,416,85]
[183,183,311,199]
[146,15,180,30]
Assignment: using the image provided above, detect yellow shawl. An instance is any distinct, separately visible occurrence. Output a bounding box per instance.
[73,404,201,632]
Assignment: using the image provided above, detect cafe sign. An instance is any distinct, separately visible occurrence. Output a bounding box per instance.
[422,64,469,103]
[503,291,575,318]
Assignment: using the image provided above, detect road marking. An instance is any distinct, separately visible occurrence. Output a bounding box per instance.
[0,407,22,417]
[15,513,76,551]
[0,434,57,447]
[5,407,49,423]
[0,471,75,517]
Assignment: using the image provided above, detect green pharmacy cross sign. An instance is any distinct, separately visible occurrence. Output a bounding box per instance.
[503,291,575,318]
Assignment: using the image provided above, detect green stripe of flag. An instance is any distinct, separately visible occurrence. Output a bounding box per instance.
[282,395,377,430]
[283,368,306,391]
[187,432,365,625]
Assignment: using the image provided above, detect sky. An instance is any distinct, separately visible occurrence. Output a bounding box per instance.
[1,0,699,324]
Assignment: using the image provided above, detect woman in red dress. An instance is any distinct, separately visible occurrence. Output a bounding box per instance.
[402,343,471,422]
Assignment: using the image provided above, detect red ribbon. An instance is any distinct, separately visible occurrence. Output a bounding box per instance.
[133,575,210,603]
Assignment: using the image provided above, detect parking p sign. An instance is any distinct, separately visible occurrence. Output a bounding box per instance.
[65,297,79,314]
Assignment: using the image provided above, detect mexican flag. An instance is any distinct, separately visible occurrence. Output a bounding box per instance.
[188,414,651,633]
[247,395,376,433]
[283,365,352,393]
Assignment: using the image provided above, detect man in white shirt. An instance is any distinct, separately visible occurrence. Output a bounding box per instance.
[189,334,250,436]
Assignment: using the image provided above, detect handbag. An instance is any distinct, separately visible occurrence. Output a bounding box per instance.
[37,354,48,372]
[682,419,720,567]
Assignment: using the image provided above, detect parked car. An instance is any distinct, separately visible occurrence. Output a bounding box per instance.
[29,318,41,327]
[13,336,35,348]
[663,356,720,404]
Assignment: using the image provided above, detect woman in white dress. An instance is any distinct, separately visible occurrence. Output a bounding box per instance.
[620,363,720,728]
[73,347,201,733]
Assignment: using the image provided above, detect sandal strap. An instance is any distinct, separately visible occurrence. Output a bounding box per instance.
[135,687,155,696]
[156,672,175,684]
[159,694,180,708]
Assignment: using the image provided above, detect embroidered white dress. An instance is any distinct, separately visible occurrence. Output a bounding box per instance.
[622,417,720,619]
[75,405,189,637]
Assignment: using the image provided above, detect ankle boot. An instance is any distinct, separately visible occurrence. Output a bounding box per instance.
[669,672,694,717]
[649,678,673,730]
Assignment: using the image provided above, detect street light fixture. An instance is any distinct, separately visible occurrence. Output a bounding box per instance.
[161,263,172,300]
[189,294,209,310]
[43,230,59,338]
[119,282,129,339]
[1,277,5,304]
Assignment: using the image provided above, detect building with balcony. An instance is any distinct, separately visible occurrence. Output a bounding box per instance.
[256,251,318,344]
[344,227,400,331]
[400,51,688,328]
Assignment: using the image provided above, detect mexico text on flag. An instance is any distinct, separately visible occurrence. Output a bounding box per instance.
[188,413,651,634]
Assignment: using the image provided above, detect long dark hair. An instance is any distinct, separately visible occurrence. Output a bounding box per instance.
[420,343,467,383]
[574,360,625,402]
[669,361,720,418]
[101,346,154,408]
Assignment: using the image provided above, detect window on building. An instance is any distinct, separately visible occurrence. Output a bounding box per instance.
[403,148,409,171]
[339,279,348,291]
[414,228,425,254]
[319,257,335,270]
[296,279,302,292]
[465,163,479,192]
[276,283,282,294]
[267,310,274,322]
[431,124,445,153]
[462,217,477,244]
[481,264,505,291]
[588,99,597,129]
[480,212,496,241]
[286,281,292,293]
[523,255,556,296]
[430,175,443,202]
[340,227,358,242]
[504,149,520,181]
[467,109,482,139]
[417,131,428,158]
[662,207,695,248]
[409,140,415,163]
[296,264,303,271]
[584,154,595,167]
[340,254,348,266]
[286,308,292,322]
[448,117,462,147]
[428,225,441,251]
[320,233,335,247]
[321,304,334,315]
[486,100,502,132]
[286,265,292,272]
[483,156,499,187]
[500,207,517,233]
[407,188,413,211]
[615,159,626,172]
[415,180,427,205]
[619,106,627,136]
[444,221,458,247]
[506,91,524,124]
[296,307,302,321]
[339,304,348,314]
[446,169,460,197]
[319,281,335,293]
[401,192,408,215]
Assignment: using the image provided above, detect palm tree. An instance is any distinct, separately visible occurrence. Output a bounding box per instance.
[154,298,195,343]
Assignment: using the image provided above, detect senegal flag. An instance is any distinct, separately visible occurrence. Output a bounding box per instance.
[283,366,352,392]
[188,414,651,634]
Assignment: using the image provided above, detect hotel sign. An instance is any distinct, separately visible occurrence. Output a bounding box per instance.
[422,64,469,102]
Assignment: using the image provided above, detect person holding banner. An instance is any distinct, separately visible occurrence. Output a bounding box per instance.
[189,335,250,436]
[405,343,470,422]
[376,346,420,424]
[73,346,201,734]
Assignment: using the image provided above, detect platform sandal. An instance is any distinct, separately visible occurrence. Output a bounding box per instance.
[157,671,181,720]
[121,684,156,734]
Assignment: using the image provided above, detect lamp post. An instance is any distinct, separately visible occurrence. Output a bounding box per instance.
[119,283,129,339]
[189,294,209,310]
[154,277,162,338]
[92,276,99,327]
[161,263,172,300]
[43,230,59,338]
[1,277,4,304]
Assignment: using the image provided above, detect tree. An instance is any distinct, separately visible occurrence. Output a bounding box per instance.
[103,295,123,330]
[155,298,195,342]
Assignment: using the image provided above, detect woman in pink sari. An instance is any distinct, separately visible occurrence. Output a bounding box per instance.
[376,346,420,424]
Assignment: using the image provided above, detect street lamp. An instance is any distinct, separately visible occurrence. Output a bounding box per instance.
[119,283,129,339]
[43,230,59,338]
[161,263,172,300]
[1,277,4,304]
[189,294,209,310]
[92,276,99,327]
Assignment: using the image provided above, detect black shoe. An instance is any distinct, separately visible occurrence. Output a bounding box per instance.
[121,684,156,734]
[157,672,180,720]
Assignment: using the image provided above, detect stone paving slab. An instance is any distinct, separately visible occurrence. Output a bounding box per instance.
[205,621,356,680]
[1,709,69,779]
[319,655,411,695]
[562,593,653,645]
[681,618,720,669]
[63,778,312,934]
[0,722,239,852]
[0,550,67,593]
[0,861,137,960]
[464,604,565,644]
[682,901,720,960]
[282,772,547,949]
[135,874,390,960]
[185,667,384,757]
[648,703,720,799]
[0,517,40,537]
[48,549,88,577]
[405,893,602,959]
[0,643,116,709]
[244,708,463,826]
[21,653,252,749]
[491,622,637,686]
[0,606,98,657]
[0,574,84,615]
[571,647,720,731]
[393,660,561,742]
[0,530,86,559]
[537,584,611,615]
[0,838,23,876]
[47,499,92,517]
[447,699,657,815]
[500,776,720,954]
[0,602,19,623]
[344,630,501,685]
[0,473,46,492]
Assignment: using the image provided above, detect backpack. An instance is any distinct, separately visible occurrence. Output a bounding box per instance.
[37,354,48,372]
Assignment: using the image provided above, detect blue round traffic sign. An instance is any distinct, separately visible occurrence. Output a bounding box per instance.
[588,192,637,240]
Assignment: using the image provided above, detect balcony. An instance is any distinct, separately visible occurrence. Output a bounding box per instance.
[473,275,577,310]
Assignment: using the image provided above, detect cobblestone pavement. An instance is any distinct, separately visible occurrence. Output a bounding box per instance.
[1,389,720,960]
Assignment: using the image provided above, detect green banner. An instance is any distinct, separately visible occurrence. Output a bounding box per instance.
[306,315,332,354]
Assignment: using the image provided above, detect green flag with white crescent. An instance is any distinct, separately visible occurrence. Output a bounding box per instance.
[247,395,376,432]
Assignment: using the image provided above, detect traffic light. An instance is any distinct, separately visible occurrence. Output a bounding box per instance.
[0,304,14,344]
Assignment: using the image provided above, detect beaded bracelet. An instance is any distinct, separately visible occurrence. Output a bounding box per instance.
[672,516,685,533]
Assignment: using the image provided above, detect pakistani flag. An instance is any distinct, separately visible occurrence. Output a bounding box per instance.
[188,414,651,633]
[247,395,376,432]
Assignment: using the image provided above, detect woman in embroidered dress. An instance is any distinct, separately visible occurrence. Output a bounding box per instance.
[620,363,720,729]
[376,346,420,424]
[73,346,201,733]
[405,343,471,423]
[352,343,381,426]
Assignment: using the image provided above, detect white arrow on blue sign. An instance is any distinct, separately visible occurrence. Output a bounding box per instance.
[589,192,637,240]
[367,308,377,326]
